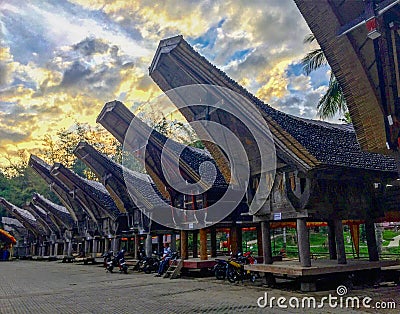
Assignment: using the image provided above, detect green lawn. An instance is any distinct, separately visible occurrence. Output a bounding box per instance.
[240,227,400,258]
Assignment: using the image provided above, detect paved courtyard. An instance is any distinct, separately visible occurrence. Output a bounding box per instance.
[0,260,399,313]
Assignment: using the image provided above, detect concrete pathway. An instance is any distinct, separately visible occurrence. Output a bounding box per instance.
[0,260,398,313]
[387,235,400,248]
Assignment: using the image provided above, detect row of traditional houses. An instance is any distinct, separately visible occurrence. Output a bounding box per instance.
[1,37,398,275]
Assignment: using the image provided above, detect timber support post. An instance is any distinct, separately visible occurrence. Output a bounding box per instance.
[210,227,217,257]
[296,218,311,267]
[134,234,139,259]
[170,233,177,252]
[200,228,208,260]
[237,226,243,253]
[257,224,263,257]
[157,234,163,253]
[334,219,347,264]
[180,230,188,260]
[230,225,238,255]
[145,234,152,257]
[261,221,273,264]
[192,230,198,258]
[365,221,379,261]
[327,220,337,260]
[67,241,72,256]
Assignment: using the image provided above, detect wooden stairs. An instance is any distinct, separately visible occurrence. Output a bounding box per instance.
[163,259,183,279]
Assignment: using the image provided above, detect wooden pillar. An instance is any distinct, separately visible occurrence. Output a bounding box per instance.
[134,234,139,259]
[67,241,73,256]
[180,230,188,260]
[334,219,347,264]
[170,233,177,252]
[230,225,238,255]
[257,224,263,257]
[261,221,273,264]
[210,227,217,257]
[63,240,68,256]
[237,226,243,253]
[296,218,311,267]
[92,239,98,257]
[157,234,163,253]
[54,242,59,256]
[199,228,208,260]
[49,243,54,256]
[192,230,198,258]
[327,220,337,260]
[145,234,152,257]
[365,221,379,261]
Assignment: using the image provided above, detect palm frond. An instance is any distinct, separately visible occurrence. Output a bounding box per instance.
[317,73,347,119]
[303,33,316,44]
[301,48,328,75]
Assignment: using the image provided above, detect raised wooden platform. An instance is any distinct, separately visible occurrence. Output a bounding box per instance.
[245,259,400,276]
[182,258,217,269]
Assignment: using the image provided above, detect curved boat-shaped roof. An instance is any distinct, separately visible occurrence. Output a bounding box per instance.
[32,193,75,230]
[28,155,85,222]
[50,163,120,221]
[97,100,227,198]
[25,202,61,235]
[1,217,26,237]
[294,0,400,154]
[149,35,397,177]
[0,198,46,236]
[74,141,169,212]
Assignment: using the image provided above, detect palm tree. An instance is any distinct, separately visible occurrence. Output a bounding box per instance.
[301,34,350,122]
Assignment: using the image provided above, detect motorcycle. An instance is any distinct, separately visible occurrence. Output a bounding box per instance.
[132,250,146,272]
[103,250,128,274]
[142,251,161,274]
[102,251,114,273]
[226,252,259,283]
[115,250,128,274]
[213,259,229,280]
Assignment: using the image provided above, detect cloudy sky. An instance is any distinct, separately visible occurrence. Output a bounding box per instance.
[0,0,332,166]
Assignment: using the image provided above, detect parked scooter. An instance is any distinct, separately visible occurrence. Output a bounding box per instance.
[226,251,259,283]
[102,251,114,272]
[142,251,161,274]
[213,259,229,280]
[114,249,128,274]
[102,250,128,274]
[132,249,146,272]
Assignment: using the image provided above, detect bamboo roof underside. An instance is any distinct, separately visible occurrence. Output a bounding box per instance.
[294,0,400,154]
[149,35,397,178]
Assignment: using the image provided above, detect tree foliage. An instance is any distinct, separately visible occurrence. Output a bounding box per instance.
[0,114,204,219]
[301,34,350,122]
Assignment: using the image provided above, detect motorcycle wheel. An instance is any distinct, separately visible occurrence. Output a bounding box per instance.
[144,265,152,274]
[250,272,257,283]
[108,266,114,273]
[227,268,239,283]
[215,268,226,280]
[123,266,128,274]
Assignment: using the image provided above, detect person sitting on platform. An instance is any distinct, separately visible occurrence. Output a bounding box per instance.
[155,242,171,277]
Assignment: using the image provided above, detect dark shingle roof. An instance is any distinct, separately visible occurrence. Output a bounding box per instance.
[97,101,227,191]
[151,36,397,174]
[32,193,75,230]
[28,155,85,222]
[74,141,169,210]
[50,163,120,220]
[0,197,46,236]
[27,202,61,234]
